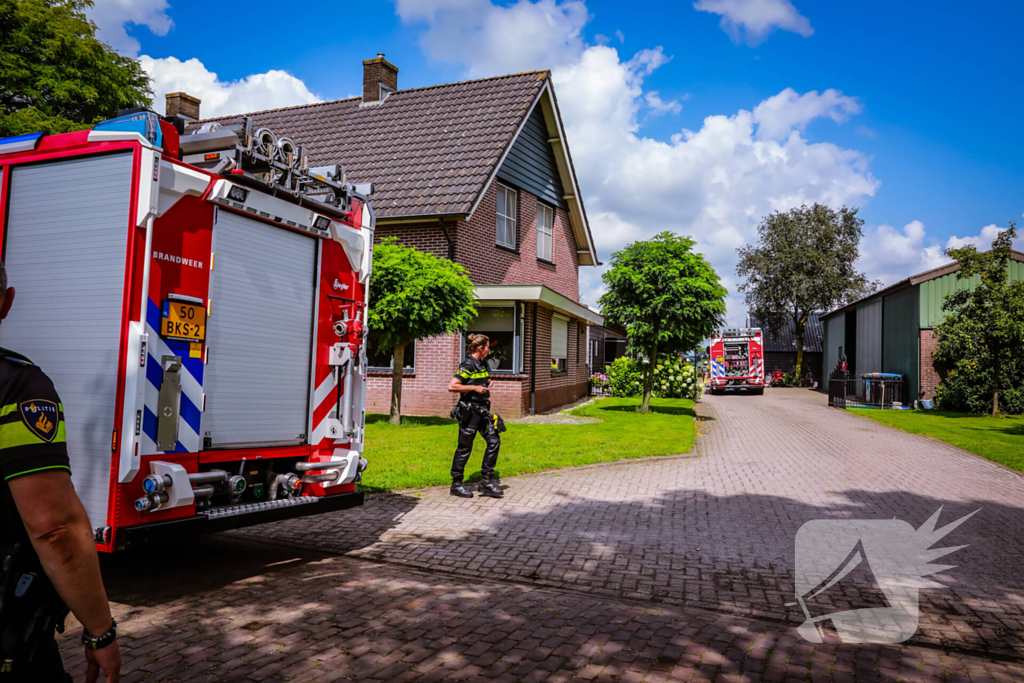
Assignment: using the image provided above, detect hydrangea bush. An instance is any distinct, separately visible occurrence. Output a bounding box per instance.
[608,356,699,398]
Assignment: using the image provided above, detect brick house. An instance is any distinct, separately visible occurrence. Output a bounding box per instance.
[192,54,602,417]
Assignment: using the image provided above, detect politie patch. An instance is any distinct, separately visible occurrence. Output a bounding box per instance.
[19,400,59,443]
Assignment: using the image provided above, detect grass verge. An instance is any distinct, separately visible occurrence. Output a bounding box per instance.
[849,408,1024,472]
[361,397,697,492]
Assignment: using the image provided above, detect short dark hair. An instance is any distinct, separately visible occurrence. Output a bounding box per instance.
[0,260,6,293]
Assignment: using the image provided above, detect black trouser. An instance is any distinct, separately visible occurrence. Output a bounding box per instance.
[0,635,70,682]
[451,409,500,483]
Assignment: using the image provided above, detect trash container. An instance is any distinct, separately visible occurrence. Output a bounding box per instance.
[861,373,903,408]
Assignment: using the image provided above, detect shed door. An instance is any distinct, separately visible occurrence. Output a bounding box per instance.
[824,314,845,378]
[203,210,317,448]
[856,298,883,376]
[0,153,134,528]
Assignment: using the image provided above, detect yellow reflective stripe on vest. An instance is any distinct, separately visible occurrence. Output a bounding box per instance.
[0,419,66,448]
[463,371,489,379]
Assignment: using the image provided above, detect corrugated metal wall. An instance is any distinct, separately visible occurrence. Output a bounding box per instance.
[856,298,883,376]
[881,285,920,401]
[823,313,845,379]
[496,105,568,210]
[919,259,1024,328]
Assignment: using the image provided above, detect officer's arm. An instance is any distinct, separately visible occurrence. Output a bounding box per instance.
[449,377,483,393]
[8,470,114,637]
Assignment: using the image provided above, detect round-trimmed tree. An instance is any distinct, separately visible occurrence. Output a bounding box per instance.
[367,238,477,424]
[599,232,727,413]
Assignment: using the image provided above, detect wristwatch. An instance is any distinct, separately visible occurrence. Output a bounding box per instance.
[81,618,117,650]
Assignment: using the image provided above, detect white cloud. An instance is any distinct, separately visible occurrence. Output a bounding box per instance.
[752,88,861,140]
[644,91,683,116]
[859,220,947,286]
[945,224,1023,252]
[139,56,321,119]
[86,0,173,57]
[395,0,589,77]
[693,0,813,46]
[392,0,877,325]
[858,221,1024,288]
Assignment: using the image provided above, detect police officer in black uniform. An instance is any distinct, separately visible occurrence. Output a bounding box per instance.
[448,334,504,499]
[0,262,121,681]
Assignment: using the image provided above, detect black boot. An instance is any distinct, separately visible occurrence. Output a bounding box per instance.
[478,477,504,498]
[450,481,474,498]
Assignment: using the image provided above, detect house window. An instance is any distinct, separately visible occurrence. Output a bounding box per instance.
[467,306,519,372]
[551,314,568,373]
[496,183,517,248]
[368,341,415,371]
[536,204,553,261]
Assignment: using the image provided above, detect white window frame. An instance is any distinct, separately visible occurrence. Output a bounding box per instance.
[496,183,517,249]
[536,203,553,262]
[368,341,416,372]
[551,314,569,374]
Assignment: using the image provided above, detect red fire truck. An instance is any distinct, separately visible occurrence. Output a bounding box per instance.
[0,109,374,551]
[709,328,764,395]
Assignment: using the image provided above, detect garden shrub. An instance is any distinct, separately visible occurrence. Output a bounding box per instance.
[932,326,1024,414]
[608,357,643,397]
[608,355,699,398]
[652,355,699,398]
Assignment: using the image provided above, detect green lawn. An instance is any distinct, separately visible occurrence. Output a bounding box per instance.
[360,397,696,492]
[849,409,1024,471]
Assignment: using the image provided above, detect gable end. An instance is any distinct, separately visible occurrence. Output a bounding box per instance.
[496,105,568,210]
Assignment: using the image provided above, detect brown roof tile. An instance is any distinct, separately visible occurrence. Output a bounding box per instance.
[197,72,549,219]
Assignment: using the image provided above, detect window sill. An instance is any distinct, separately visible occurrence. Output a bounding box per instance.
[496,243,519,254]
[367,370,416,378]
[490,373,528,381]
[536,257,555,266]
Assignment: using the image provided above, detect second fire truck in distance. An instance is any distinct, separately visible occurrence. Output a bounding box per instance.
[709,328,765,395]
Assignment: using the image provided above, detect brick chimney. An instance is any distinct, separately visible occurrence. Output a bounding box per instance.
[165,92,201,120]
[362,53,398,104]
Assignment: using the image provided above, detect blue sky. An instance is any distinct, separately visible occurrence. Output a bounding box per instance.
[91,0,1024,321]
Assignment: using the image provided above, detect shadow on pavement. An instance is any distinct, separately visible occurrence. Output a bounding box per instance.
[243,486,1024,660]
[56,483,1024,682]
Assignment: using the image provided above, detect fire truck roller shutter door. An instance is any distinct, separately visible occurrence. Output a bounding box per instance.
[204,210,317,448]
[0,153,134,528]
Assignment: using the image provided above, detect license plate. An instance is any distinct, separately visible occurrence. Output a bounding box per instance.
[161,301,206,341]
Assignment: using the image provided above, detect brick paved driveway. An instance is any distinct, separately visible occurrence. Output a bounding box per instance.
[61,389,1024,681]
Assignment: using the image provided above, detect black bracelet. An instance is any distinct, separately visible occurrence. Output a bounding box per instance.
[81,618,117,650]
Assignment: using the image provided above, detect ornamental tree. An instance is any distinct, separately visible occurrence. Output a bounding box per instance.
[934,223,1024,416]
[367,238,477,424]
[0,0,152,137]
[736,204,876,379]
[599,232,727,413]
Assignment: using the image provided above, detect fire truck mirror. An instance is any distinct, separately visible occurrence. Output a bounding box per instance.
[157,356,183,451]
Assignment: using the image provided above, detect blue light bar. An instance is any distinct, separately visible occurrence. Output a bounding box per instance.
[92,111,162,147]
[0,132,43,156]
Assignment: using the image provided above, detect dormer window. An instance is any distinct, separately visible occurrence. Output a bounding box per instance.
[496,183,517,248]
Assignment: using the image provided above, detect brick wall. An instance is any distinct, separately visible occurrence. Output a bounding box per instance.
[366,334,462,416]
[455,182,580,299]
[522,304,589,414]
[374,221,453,259]
[366,305,589,418]
[920,329,941,400]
